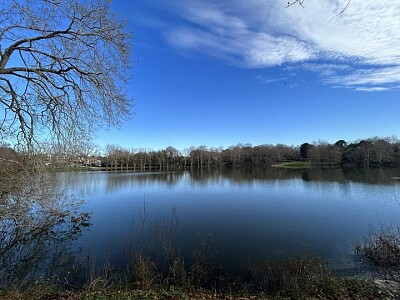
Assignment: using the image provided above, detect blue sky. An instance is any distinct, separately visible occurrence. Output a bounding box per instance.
[96,0,400,150]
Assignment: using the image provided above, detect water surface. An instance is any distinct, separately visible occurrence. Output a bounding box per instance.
[60,167,400,277]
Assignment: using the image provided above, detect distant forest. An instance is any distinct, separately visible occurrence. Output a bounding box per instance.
[2,136,400,170]
[101,136,400,170]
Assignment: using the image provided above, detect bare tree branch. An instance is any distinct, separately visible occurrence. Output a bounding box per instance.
[286,0,351,14]
[338,0,352,15]
[286,0,305,9]
[0,0,133,153]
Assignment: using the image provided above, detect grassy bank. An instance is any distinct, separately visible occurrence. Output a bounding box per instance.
[2,281,399,300]
[1,254,400,300]
[271,161,314,168]
[271,161,342,169]
[2,278,399,299]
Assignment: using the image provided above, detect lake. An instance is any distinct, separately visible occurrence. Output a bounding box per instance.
[57,167,400,279]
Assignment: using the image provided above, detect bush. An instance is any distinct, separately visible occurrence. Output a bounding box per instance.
[357,224,400,280]
[241,255,342,299]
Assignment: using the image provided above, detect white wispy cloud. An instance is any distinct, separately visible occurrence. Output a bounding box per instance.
[354,87,390,92]
[329,66,400,85]
[165,27,242,59]
[157,0,400,91]
[302,64,351,77]
[244,33,317,67]
[255,75,288,84]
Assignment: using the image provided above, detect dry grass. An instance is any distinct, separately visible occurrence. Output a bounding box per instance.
[357,224,400,280]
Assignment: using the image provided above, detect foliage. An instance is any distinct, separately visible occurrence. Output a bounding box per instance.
[299,142,313,160]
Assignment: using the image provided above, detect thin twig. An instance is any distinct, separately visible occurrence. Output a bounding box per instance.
[337,0,351,15]
[286,0,305,9]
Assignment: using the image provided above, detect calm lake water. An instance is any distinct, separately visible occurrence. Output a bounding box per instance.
[58,167,400,278]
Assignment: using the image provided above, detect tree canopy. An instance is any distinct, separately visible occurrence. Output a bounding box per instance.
[0,0,132,153]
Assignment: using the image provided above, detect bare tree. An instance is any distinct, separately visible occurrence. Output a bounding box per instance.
[0,0,132,153]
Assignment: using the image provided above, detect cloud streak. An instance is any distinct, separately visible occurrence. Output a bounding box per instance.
[159,0,400,91]
[255,75,288,84]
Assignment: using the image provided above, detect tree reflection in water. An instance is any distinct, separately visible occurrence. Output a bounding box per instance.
[0,165,90,289]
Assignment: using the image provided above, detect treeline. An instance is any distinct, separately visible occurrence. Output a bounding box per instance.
[102,136,400,170]
[300,137,400,168]
[2,136,400,170]
[103,143,297,170]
